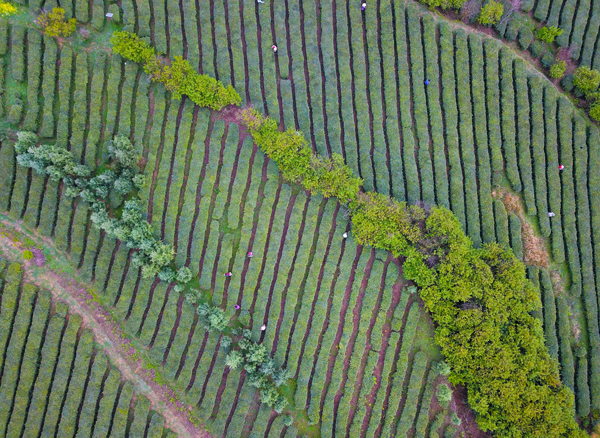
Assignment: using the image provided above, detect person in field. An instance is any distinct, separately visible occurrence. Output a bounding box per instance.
[225,272,232,277]
[559,164,565,170]
[248,251,254,257]
[343,232,348,239]
[272,45,278,53]
[361,2,366,10]
[261,324,267,331]
[425,79,430,85]
[548,212,556,217]
[234,304,241,310]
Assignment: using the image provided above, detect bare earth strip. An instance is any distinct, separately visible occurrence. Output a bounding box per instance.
[0,217,211,438]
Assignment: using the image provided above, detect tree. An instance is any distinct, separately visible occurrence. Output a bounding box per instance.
[589,101,600,122]
[38,8,76,38]
[550,60,567,79]
[0,1,18,17]
[176,266,192,283]
[107,136,139,168]
[536,26,563,43]
[225,350,244,370]
[478,1,503,25]
[573,66,600,95]
[110,31,155,63]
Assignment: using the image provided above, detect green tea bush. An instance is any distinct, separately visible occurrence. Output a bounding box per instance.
[518,27,534,49]
[542,52,555,68]
[529,40,545,57]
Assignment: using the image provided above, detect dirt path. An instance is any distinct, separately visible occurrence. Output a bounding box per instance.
[0,219,211,438]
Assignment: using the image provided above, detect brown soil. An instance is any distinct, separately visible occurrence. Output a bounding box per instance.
[0,219,211,438]
[491,189,550,268]
[451,385,492,438]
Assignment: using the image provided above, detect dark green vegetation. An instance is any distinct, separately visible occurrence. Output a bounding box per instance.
[2,0,600,437]
[0,260,176,437]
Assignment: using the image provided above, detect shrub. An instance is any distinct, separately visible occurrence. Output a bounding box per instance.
[418,0,466,10]
[38,8,77,37]
[437,383,453,407]
[536,26,563,43]
[550,60,567,79]
[529,40,545,57]
[562,74,575,91]
[573,66,600,94]
[478,1,504,25]
[541,52,555,68]
[518,27,534,50]
[451,412,462,425]
[435,360,452,376]
[0,1,17,17]
[22,250,33,260]
[589,102,600,122]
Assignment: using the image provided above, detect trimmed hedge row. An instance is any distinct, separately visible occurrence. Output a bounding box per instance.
[0,282,37,436]
[39,313,82,437]
[21,314,66,437]
[22,30,42,131]
[4,288,51,437]
[39,36,58,138]
[395,352,428,436]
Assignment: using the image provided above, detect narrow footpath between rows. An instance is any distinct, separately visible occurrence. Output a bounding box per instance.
[0,217,211,438]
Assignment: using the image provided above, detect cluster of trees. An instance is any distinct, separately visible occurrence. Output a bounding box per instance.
[37,8,76,38]
[110,31,240,110]
[14,132,170,277]
[563,66,600,121]
[14,131,290,413]
[241,108,363,203]
[186,294,289,412]
[243,89,584,435]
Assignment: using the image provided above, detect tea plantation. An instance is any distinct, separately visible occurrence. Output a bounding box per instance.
[0,0,599,437]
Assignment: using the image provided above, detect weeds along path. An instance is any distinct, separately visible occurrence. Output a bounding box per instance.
[0,218,211,438]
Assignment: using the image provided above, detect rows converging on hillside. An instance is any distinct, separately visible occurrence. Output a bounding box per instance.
[0,260,177,437]
[0,0,599,436]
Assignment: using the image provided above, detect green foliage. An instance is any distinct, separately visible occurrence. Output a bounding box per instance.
[541,52,555,68]
[573,66,600,94]
[562,74,575,92]
[418,0,466,10]
[110,31,241,110]
[589,101,600,122]
[22,250,33,260]
[242,108,362,203]
[38,8,76,37]
[451,412,462,425]
[550,60,567,79]
[197,303,228,332]
[437,383,453,407]
[435,360,452,376]
[478,1,504,25]
[536,26,563,43]
[529,40,545,58]
[518,27,534,50]
[110,30,154,63]
[0,2,17,17]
